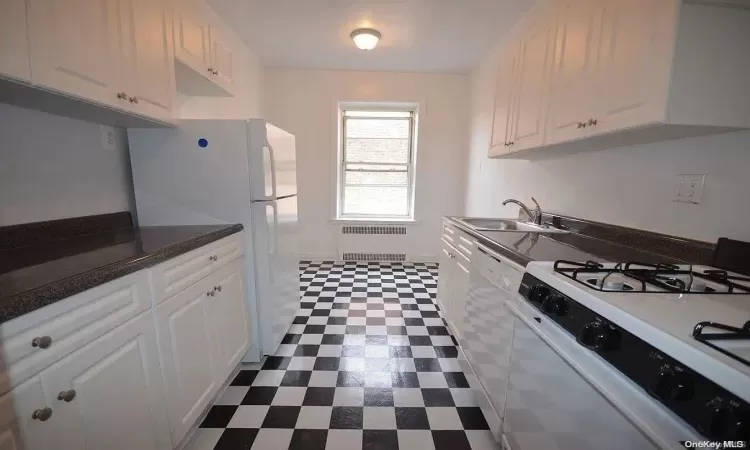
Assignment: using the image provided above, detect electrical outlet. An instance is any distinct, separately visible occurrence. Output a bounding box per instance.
[100,125,116,151]
[673,174,705,204]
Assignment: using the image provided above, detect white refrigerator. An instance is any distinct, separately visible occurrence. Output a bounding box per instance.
[127,119,299,362]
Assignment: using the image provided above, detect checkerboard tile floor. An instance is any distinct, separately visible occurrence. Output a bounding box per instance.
[185,261,498,450]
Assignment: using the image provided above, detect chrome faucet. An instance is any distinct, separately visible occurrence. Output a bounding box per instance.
[502,197,542,225]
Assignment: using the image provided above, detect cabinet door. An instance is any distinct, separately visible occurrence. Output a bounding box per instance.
[436,243,453,317]
[208,26,235,94]
[0,377,55,450]
[212,260,250,380]
[125,0,173,118]
[507,17,555,151]
[545,0,601,145]
[39,313,169,450]
[155,281,218,445]
[450,256,471,340]
[0,0,31,82]
[27,0,120,107]
[592,0,676,134]
[173,4,210,73]
[488,46,518,157]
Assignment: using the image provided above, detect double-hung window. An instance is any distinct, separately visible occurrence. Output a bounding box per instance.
[338,108,417,219]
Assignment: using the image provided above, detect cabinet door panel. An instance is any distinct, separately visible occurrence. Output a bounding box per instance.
[213,261,250,379]
[0,0,31,82]
[594,0,674,133]
[489,46,518,156]
[174,6,210,72]
[40,313,169,450]
[451,257,471,340]
[27,0,118,106]
[509,19,554,151]
[436,243,453,316]
[209,27,235,94]
[546,0,600,144]
[0,378,54,450]
[127,0,173,117]
[155,283,218,445]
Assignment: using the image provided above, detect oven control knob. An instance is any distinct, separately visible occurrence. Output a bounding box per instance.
[541,294,568,316]
[654,369,694,402]
[528,285,550,304]
[709,407,737,439]
[577,322,619,351]
[728,412,749,442]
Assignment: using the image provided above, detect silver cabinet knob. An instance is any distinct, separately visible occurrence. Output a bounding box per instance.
[587,118,597,126]
[214,285,222,292]
[208,254,219,262]
[207,290,215,297]
[57,390,76,402]
[207,67,214,74]
[31,336,52,349]
[129,96,139,104]
[577,121,587,129]
[117,92,128,100]
[31,408,53,422]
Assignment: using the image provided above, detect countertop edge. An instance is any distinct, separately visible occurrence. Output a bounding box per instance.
[443,217,533,267]
[0,224,244,325]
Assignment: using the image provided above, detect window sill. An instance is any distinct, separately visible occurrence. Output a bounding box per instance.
[332,217,418,224]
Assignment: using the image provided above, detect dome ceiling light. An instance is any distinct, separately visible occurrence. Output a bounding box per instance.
[351,28,381,51]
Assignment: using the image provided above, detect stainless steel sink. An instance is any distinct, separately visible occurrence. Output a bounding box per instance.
[453,217,569,233]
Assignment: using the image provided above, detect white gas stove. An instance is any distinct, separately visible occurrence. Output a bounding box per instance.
[519,260,750,444]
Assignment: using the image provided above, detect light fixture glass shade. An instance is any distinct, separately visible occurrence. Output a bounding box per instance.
[351,28,381,50]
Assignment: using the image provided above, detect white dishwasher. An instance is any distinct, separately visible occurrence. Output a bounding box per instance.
[459,243,523,442]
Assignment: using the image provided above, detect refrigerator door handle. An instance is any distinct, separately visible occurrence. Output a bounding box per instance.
[267,201,278,257]
[264,140,278,200]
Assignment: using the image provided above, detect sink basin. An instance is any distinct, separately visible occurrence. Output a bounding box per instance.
[453,217,569,233]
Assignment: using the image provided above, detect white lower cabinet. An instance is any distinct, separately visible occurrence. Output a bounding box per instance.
[0,377,55,450]
[155,257,250,446]
[437,230,471,340]
[39,312,170,450]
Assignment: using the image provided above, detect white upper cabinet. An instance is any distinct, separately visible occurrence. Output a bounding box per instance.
[27,0,119,106]
[121,0,174,119]
[507,17,554,152]
[489,0,750,157]
[208,26,235,93]
[173,1,236,96]
[488,45,517,156]
[545,0,601,144]
[0,0,32,82]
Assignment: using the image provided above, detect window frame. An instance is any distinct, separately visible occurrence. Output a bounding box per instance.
[337,106,417,220]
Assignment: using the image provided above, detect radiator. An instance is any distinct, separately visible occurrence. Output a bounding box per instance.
[338,225,409,261]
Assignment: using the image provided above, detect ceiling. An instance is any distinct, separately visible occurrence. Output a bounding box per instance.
[207,0,534,74]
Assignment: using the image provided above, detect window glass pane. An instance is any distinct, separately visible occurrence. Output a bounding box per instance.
[346,118,410,139]
[344,110,412,118]
[345,163,408,172]
[345,170,408,186]
[345,138,409,163]
[343,186,409,216]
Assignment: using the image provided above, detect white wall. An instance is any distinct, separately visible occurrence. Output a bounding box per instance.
[264,68,469,260]
[0,103,134,226]
[465,40,750,243]
[175,5,264,119]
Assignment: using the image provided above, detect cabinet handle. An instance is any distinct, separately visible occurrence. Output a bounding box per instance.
[129,96,139,104]
[31,336,52,349]
[31,408,53,422]
[577,121,587,129]
[207,289,215,297]
[214,285,222,292]
[587,118,597,126]
[57,390,76,402]
[213,69,219,75]
[207,67,214,74]
[209,254,218,262]
[117,92,128,100]
[508,141,514,146]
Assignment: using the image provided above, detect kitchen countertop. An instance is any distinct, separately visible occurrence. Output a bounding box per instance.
[0,224,243,324]
[445,217,686,267]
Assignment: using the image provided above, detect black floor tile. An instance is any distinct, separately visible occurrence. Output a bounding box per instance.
[303,387,335,406]
[214,429,258,450]
[241,387,278,405]
[330,406,363,429]
[230,370,259,386]
[431,430,471,450]
[363,430,399,450]
[421,388,455,407]
[364,388,394,406]
[200,405,238,428]
[289,429,328,450]
[395,407,430,430]
[261,406,301,428]
[456,407,490,430]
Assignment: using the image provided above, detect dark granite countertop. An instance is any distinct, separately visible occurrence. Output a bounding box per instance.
[445,217,688,267]
[0,224,243,324]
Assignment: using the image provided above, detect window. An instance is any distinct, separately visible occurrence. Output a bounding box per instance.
[337,108,417,219]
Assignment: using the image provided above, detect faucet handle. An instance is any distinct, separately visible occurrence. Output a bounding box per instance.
[530,197,541,223]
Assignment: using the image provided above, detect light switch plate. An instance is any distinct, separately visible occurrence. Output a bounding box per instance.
[100,125,116,151]
[674,174,705,204]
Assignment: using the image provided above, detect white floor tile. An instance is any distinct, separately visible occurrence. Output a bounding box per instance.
[214,386,249,405]
[397,430,436,450]
[438,358,462,372]
[325,430,363,450]
[273,345,297,357]
[252,370,286,386]
[450,388,478,407]
[299,334,324,345]
[296,406,333,429]
[363,407,397,429]
[252,429,294,449]
[333,387,364,406]
[393,388,425,407]
[317,345,343,357]
[465,430,501,450]
[309,371,339,387]
[227,405,269,428]
[272,387,307,405]
[365,346,389,358]
[287,356,316,370]
[411,346,437,358]
[426,407,463,430]
[418,373,449,388]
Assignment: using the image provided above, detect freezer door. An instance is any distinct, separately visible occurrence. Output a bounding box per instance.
[251,195,300,355]
[266,123,297,198]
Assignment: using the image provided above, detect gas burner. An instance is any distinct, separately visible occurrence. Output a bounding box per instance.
[553,260,750,294]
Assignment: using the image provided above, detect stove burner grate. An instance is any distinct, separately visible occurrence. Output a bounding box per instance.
[693,321,750,367]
